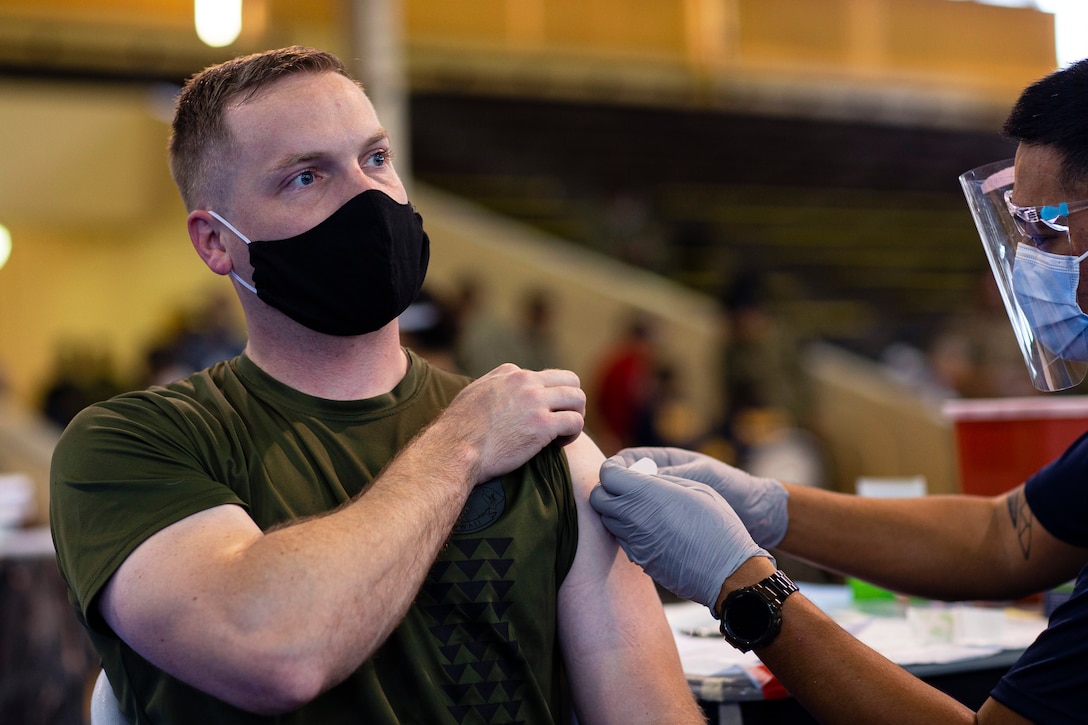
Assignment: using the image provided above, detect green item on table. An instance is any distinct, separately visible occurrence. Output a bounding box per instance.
[847,577,897,601]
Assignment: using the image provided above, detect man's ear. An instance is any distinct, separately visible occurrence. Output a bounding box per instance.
[188,210,235,276]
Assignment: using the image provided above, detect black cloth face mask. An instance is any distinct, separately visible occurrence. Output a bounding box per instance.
[210,189,430,336]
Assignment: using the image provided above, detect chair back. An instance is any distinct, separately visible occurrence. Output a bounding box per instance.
[90,669,130,725]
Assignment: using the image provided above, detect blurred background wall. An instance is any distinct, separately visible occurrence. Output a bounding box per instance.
[0,0,1068,523]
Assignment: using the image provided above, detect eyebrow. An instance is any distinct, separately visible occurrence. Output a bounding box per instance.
[265,129,390,176]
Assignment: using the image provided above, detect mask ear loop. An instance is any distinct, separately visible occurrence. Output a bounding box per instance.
[207,210,258,295]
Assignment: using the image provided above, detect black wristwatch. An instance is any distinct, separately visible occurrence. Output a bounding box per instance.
[718,570,798,652]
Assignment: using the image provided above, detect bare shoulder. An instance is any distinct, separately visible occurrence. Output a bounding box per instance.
[557,432,654,594]
[558,433,628,588]
[561,433,606,496]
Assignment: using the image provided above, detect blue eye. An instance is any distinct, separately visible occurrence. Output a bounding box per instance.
[369,151,387,167]
[289,170,316,187]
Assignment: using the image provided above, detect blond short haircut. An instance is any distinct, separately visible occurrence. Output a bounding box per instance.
[168,46,357,211]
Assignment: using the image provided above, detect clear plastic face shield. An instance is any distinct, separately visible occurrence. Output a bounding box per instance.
[959,158,1088,391]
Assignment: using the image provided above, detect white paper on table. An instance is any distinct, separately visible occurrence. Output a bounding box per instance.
[665,588,1049,675]
[666,600,759,677]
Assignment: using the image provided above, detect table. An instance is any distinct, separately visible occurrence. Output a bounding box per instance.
[665,583,1048,725]
[0,526,98,725]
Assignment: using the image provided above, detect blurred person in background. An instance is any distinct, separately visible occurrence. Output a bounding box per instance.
[38,340,123,429]
[514,287,561,372]
[397,286,461,373]
[925,271,1041,400]
[592,59,1088,724]
[719,272,813,435]
[590,313,659,454]
[140,292,247,387]
[452,276,526,378]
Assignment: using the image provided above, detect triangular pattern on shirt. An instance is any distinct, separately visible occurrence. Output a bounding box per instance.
[462,602,492,621]
[442,663,467,681]
[439,643,463,662]
[430,623,459,644]
[442,683,474,702]
[489,558,515,579]
[475,680,500,701]
[457,580,489,600]
[452,538,481,558]
[499,678,525,700]
[475,702,502,721]
[498,701,526,722]
[423,581,456,603]
[465,640,491,661]
[491,580,515,599]
[468,659,495,680]
[455,559,486,579]
[486,537,514,557]
[428,560,454,579]
[447,704,473,721]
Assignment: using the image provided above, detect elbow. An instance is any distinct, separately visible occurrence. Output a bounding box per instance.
[256,672,327,716]
[187,632,342,716]
[225,654,333,715]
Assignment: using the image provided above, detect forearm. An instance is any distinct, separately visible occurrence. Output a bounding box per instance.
[108,417,482,713]
[766,596,977,724]
[245,420,481,694]
[778,484,1015,600]
[273,434,474,658]
[721,558,976,725]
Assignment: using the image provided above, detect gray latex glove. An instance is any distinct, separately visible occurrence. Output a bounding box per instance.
[611,447,789,548]
[591,455,772,610]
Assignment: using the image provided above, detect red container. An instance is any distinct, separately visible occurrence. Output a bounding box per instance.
[943,397,1088,497]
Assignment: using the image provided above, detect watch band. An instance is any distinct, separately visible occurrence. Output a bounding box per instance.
[719,570,798,651]
[753,570,798,605]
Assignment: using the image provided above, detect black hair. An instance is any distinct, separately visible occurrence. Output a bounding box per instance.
[1003,59,1088,189]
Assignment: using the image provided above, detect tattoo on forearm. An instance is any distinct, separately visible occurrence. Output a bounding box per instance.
[1007,490,1033,560]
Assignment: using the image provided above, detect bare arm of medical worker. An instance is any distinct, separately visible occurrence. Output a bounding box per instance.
[557,434,706,724]
[723,556,1032,725]
[99,365,586,715]
[779,483,1086,602]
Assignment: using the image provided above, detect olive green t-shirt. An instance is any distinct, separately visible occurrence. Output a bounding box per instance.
[50,351,578,724]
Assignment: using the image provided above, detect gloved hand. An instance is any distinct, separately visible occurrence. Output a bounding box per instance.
[591,456,772,610]
[611,447,789,548]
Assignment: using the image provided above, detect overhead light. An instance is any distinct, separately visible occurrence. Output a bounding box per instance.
[195,0,243,48]
[0,225,11,272]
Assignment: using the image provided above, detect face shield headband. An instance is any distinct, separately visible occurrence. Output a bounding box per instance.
[959,158,1088,391]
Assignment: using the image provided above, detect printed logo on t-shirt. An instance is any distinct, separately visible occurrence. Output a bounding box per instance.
[454,478,505,534]
[421,535,524,723]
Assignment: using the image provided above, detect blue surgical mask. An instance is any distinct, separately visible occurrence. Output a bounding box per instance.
[1012,243,1088,361]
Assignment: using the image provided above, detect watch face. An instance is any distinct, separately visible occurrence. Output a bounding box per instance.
[726,590,773,642]
[721,571,795,651]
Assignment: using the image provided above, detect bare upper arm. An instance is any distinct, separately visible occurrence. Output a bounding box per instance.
[99,504,266,698]
[978,696,1036,725]
[556,434,703,724]
[995,485,1088,593]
